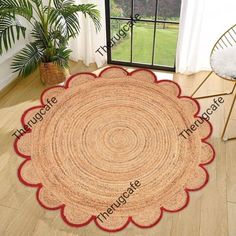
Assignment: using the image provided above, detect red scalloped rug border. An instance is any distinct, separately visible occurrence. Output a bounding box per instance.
[14,66,215,233]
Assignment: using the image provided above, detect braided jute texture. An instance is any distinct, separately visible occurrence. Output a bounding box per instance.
[15,66,215,232]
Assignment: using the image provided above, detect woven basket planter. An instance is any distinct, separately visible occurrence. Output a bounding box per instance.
[39,62,70,85]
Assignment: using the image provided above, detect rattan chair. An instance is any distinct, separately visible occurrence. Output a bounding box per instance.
[191,24,236,141]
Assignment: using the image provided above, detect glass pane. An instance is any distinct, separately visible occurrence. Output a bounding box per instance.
[134,0,157,20]
[133,22,155,64]
[110,0,131,18]
[154,23,179,67]
[157,0,182,21]
[111,19,131,62]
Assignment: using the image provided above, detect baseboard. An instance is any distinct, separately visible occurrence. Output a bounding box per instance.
[0,73,18,99]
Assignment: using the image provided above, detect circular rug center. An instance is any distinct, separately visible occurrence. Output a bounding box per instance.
[106,126,135,149]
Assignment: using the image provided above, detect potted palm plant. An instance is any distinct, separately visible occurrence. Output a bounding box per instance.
[0,0,101,85]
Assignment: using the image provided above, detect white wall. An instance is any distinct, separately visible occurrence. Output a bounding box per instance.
[0,36,27,90]
[0,57,17,90]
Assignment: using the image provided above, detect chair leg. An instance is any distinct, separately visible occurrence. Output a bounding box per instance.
[221,92,236,141]
[191,71,236,99]
[191,71,213,97]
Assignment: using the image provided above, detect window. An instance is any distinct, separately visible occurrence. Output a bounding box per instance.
[105,0,182,71]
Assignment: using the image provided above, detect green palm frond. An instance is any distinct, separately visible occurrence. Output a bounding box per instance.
[46,6,77,38]
[11,42,42,77]
[50,4,80,38]
[75,4,101,32]
[30,0,42,7]
[0,0,33,21]
[0,15,26,54]
[47,6,62,26]
[61,11,80,38]
[49,29,67,47]
[53,0,75,9]
[53,1,101,36]
[31,22,49,50]
[51,47,71,68]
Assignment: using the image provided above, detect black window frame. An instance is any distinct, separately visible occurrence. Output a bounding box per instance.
[105,0,180,72]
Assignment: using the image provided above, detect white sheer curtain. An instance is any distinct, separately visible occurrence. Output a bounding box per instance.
[69,0,107,67]
[176,0,236,74]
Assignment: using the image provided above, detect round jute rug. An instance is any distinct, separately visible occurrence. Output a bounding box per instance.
[14,66,215,232]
